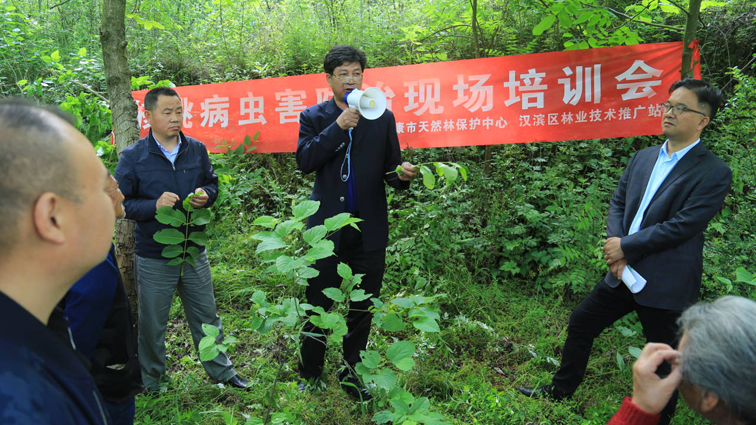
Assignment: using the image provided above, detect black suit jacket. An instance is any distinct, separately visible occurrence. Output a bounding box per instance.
[296,98,409,252]
[605,142,732,311]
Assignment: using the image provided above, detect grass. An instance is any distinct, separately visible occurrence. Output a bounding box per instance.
[133,232,710,425]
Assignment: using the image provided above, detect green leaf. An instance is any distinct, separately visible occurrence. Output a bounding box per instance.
[252,216,278,229]
[419,165,435,189]
[161,244,184,259]
[252,231,287,253]
[202,323,220,338]
[190,208,211,225]
[735,267,754,284]
[167,257,184,266]
[372,411,394,424]
[324,213,361,231]
[303,225,327,246]
[198,336,219,361]
[298,267,319,279]
[292,200,320,220]
[185,246,200,259]
[153,228,185,245]
[387,341,415,371]
[350,289,372,302]
[77,47,87,57]
[155,206,186,227]
[50,50,60,63]
[322,288,345,302]
[413,316,440,333]
[275,255,305,273]
[372,368,397,390]
[188,231,208,246]
[337,262,353,281]
[628,346,643,358]
[16,79,27,85]
[616,352,625,370]
[439,163,458,183]
[304,246,332,261]
[251,291,267,305]
[533,14,556,36]
[379,312,404,332]
[391,298,415,308]
[360,350,381,369]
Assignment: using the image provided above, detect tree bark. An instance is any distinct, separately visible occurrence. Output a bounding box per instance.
[681,0,702,79]
[101,0,140,320]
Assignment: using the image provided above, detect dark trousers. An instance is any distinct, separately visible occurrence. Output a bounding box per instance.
[298,225,386,380]
[552,279,681,425]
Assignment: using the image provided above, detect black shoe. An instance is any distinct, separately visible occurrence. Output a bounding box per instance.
[517,384,569,401]
[225,374,249,389]
[340,380,373,402]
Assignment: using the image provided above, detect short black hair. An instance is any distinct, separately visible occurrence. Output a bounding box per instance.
[669,78,724,121]
[323,45,367,75]
[144,87,180,111]
[0,98,81,253]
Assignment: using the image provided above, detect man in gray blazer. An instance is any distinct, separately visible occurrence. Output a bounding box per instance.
[519,79,732,425]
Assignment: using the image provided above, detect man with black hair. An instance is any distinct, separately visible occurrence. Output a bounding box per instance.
[518,79,732,425]
[296,45,418,401]
[0,99,115,424]
[115,87,247,391]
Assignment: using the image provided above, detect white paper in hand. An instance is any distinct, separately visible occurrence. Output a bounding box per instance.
[621,265,647,294]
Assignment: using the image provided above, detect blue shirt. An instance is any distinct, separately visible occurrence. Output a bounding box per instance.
[628,139,700,235]
[151,134,182,164]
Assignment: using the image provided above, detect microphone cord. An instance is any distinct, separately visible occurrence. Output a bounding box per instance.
[340,128,353,182]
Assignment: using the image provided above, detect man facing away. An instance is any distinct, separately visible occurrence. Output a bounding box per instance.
[0,99,116,424]
[296,45,418,401]
[519,78,732,425]
[115,87,247,391]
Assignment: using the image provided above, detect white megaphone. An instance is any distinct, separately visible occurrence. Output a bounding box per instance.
[344,88,387,120]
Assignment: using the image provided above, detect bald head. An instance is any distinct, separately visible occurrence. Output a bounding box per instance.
[0,99,82,254]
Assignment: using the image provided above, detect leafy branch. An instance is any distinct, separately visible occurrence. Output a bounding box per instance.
[153,190,211,276]
[390,162,469,189]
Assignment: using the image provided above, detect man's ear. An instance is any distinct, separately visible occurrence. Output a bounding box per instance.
[699,389,720,413]
[32,192,66,244]
[697,115,711,132]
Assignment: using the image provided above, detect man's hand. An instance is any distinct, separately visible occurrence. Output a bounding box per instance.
[156,192,180,209]
[189,188,209,208]
[631,343,682,415]
[610,258,628,280]
[604,237,625,265]
[398,162,418,181]
[336,108,360,130]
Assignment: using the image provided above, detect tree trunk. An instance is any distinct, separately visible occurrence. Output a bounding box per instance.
[471,0,493,174]
[681,0,702,79]
[101,0,140,320]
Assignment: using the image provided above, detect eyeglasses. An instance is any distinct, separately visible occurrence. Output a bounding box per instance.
[660,101,707,117]
[329,74,363,84]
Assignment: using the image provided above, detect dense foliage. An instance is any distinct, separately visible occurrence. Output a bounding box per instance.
[2,0,755,423]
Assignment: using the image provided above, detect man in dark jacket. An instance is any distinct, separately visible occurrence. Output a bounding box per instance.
[296,45,417,401]
[60,175,143,425]
[0,99,115,424]
[519,79,732,425]
[115,87,247,391]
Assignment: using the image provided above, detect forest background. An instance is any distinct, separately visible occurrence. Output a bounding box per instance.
[1,0,755,423]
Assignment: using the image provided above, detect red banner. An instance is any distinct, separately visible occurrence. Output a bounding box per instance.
[132,42,698,153]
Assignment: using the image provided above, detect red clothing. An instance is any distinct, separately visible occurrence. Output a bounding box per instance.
[607,397,661,425]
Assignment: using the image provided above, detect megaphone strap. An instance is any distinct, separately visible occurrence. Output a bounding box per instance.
[340,128,354,183]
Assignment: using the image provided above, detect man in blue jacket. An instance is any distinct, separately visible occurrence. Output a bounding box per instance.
[0,99,115,424]
[115,87,247,391]
[296,45,418,401]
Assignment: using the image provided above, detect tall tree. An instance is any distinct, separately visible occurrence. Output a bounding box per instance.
[101,0,140,317]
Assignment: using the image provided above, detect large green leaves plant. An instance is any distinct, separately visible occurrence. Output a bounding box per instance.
[153,190,211,276]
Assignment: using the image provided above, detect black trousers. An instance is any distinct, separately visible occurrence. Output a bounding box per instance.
[298,225,386,380]
[552,279,681,425]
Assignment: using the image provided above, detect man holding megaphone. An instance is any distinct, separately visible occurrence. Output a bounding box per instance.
[296,45,418,402]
